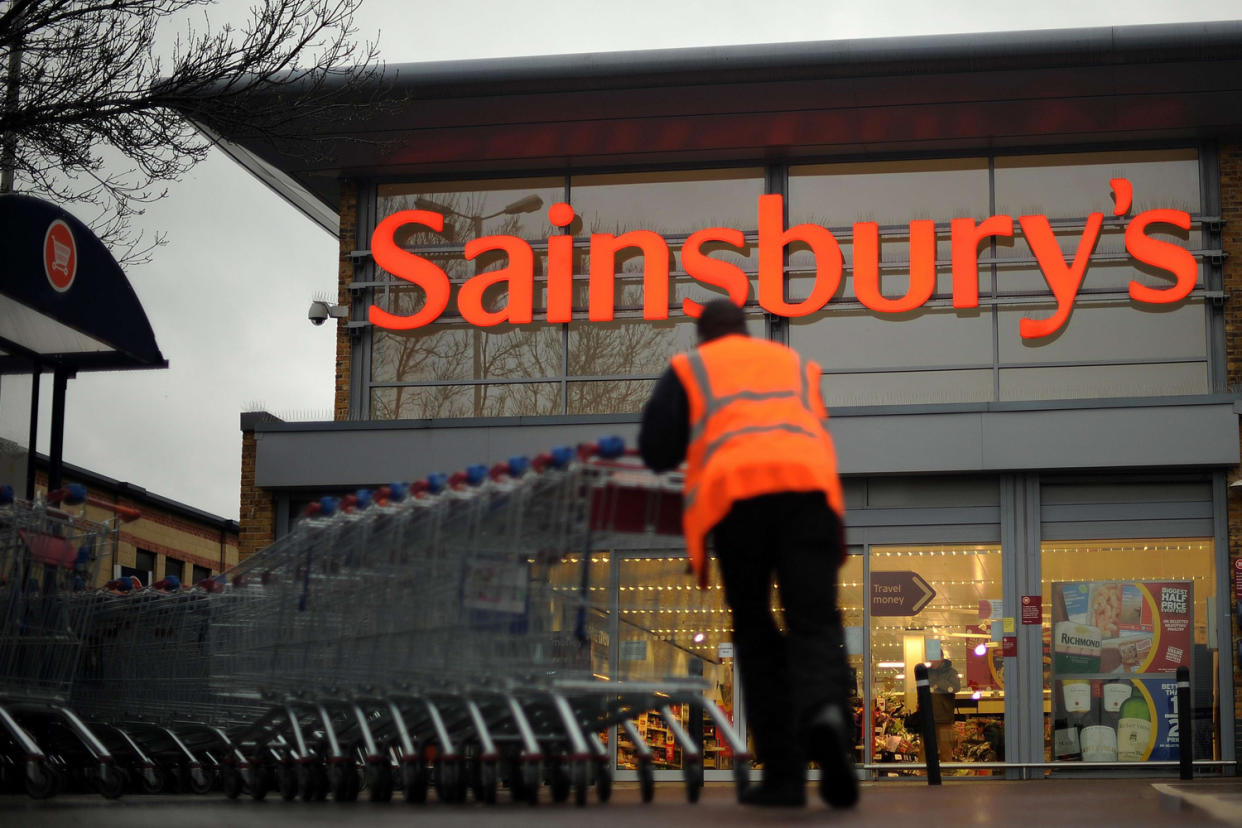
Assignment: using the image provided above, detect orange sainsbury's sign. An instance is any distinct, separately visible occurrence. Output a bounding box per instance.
[368,179,1196,340]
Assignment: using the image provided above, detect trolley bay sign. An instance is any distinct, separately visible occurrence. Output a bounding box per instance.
[871,571,937,616]
[369,178,1198,340]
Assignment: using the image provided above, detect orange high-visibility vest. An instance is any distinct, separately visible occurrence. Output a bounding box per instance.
[670,334,845,587]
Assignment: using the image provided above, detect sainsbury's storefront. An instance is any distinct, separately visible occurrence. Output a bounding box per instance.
[209,22,1242,779]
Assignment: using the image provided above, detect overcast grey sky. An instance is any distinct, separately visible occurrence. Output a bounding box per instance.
[2,1,1240,520]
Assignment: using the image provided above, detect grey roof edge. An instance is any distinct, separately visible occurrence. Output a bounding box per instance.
[190,20,1242,232]
[375,20,1242,93]
[241,410,286,431]
[247,393,1241,433]
[26,452,239,532]
[198,122,340,235]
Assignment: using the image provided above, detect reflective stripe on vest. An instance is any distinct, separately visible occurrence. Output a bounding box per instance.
[682,348,817,510]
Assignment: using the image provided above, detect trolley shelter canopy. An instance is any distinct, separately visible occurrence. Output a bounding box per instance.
[0,194,167,376]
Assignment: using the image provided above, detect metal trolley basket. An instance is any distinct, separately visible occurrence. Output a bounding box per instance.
[0,490,127,798]
[20,439,748,806]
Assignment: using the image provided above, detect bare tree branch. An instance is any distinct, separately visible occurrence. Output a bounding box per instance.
[0,0,390,265]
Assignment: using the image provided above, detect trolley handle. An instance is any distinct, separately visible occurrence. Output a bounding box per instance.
[47,486,142,522]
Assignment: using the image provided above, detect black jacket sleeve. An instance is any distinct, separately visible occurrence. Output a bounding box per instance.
[638,366,689,473]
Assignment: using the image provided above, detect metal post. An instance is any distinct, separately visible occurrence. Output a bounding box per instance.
[47,368,68,491]
[688,658,704,777]
[24,369,38,499]
[914,663,941,785]
[1177,666,1192,780]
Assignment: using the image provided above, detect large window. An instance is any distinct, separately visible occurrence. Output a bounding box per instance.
[868,543,1005,774]
[365,149,1215,418]
[787,149,1212,407]
[1040,538,1217,767]
[369,169,765,419]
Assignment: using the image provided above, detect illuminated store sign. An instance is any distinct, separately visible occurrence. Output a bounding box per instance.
[369,178,1195,340]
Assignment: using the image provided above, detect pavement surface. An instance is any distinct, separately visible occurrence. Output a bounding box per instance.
[3,779,1241,827]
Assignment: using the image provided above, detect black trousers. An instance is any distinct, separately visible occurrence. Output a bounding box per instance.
[712,491,849,781]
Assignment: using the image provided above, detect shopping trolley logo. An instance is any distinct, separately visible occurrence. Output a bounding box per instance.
[43,219,77,293]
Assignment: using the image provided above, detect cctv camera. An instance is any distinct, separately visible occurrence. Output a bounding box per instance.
[308,301,329,326]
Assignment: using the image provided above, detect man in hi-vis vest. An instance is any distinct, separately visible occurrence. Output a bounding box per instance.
[639,299,858,809]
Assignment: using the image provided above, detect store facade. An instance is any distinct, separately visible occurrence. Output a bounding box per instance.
[209,23,1242,779]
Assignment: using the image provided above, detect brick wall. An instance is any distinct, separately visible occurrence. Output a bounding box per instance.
[336,179,358,421]
[1221,141,1242,748]
[238,422,274,562]
[238,177,355,560]
[32,470,237,587]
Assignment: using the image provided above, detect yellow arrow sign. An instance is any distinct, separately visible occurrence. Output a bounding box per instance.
[909,573,936,614]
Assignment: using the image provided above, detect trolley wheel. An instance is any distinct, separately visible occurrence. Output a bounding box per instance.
[313,764,330,801]
[522,760,540,806]
[594,761,612,803]
[24,761,56,800]
[571,759,589,807]
[139,765,166,795]
[684,759,703,804]
[96,765,126,800]
[249,765,273,801]
[367,762,394,802]
[638,759,654,804]
[478,760,498,804]
[550,760,570,803]
[732,761,748,802]
[331,763,360,802]
[187,765,215,795]
[402,760,428,804]
[440,758,468,803]
[222,767,243,799]
[299,762,328,802]
[277,764,297,801]
[505,756,524,803]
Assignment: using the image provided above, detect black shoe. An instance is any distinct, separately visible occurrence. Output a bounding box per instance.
[739,780,806,808]
[807,705,860,809]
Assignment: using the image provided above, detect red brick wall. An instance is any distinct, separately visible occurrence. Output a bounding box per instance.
[238,426,274,562]
[1222,142,1242,740]
[32,469,237,583]
[336,179,358,421]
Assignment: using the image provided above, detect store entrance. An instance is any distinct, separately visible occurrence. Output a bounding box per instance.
[610,551,739,781]
[866,543,1006,777]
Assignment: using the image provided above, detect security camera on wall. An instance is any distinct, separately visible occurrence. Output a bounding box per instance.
[308,300,348,326]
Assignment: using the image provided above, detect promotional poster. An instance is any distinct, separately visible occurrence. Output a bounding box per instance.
[1049,581,1190,761]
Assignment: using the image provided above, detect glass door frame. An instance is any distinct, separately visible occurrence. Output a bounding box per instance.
[849,496,1005,779]
[604,546,745,784]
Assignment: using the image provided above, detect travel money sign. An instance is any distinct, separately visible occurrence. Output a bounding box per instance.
[369,179,1196,340]
[871,571,937,617]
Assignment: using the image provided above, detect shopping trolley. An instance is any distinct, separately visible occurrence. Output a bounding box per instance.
[49,236,72,277]
[195,439,747,806]
[43,438,748,806]
[71,578,223,794]
[0,486,130,798]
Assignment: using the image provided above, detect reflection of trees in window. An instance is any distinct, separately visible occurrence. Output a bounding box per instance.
[567,286,683,415]
[371,193,560,418]
[373,321,563,419]
[370,190,693,419]
[568,379,656,416]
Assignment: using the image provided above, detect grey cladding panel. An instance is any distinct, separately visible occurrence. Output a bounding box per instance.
[981,406,1237,470]
[255,422,641,488]
[253,403,1238,489]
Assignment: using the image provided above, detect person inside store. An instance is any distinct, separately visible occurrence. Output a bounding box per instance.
[638,298,858,809]
[927,652,961,763]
